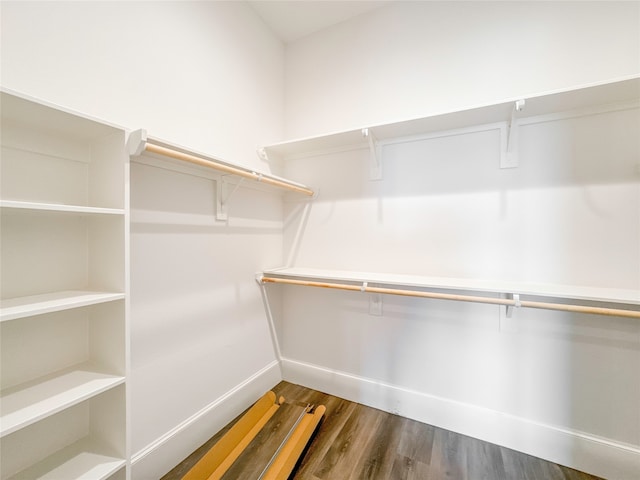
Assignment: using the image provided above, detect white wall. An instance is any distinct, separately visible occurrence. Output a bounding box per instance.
[129,164,283,478]
[285,1,640,138]
[2,2,286,478]
[279,2,640,479]
[1,0,283,169]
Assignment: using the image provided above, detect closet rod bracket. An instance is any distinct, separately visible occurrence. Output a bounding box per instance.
[362,128,382,180]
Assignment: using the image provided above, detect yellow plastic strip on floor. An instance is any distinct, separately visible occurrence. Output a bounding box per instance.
[260,405,326,480]
[206,403,280,480]
[182,391,280,480]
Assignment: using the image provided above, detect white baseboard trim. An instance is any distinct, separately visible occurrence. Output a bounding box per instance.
[132,360,282,480]
[281,357,640,480]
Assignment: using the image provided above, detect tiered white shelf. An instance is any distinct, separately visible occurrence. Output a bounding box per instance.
[0,200,124,216]
[262,75,640,160]
[260,76,640,318]
[0,367,125,438]
[129,130,314,196]
[0,89,128,480]
[263,267,640,307]
[0,291,125,323]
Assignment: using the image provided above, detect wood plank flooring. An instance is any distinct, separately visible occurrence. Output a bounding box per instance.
[161,381,603,480]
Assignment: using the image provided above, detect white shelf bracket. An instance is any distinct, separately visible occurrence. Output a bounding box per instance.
[362,128,382,180]
[505,293,522,318]
[216,177,244,221]
[257,147,269,163]
[127,129,148,156]
[360,281,383,316]
[501,99,525,169]
[369,293,383,316]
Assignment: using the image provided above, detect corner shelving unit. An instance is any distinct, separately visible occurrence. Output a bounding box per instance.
[0,89,128,480]
[259,75,640,319]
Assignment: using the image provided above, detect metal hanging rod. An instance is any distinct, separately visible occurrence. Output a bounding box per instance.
[260,276,640,319]
[256,404,312,480]
[128,129,315,197]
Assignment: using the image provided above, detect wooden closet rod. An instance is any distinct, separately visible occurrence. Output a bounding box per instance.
[143,143,315,196]
[261,277,640,319]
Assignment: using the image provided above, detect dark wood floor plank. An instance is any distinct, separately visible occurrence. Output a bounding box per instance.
[389,455,430,480]
[162,381,605,480]
[314,403,384,479]
[294,392,359,478]
[351,413,405,480]
[396,416,435,466]
[428,427,468,480]
[466,435,507,480]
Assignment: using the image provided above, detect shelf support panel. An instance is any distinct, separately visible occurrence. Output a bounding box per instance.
[505,293,521,318]
[216,177,244,221]
[362,128,382,180]
[501,99,525,169]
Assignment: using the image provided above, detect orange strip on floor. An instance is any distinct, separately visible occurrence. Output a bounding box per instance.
[182,391,281,480]
[181,391,325,480]
[259,405,326,480]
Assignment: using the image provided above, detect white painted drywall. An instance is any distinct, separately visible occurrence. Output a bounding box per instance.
[129,163,284,478]
[285,1,640,138]
[1,0,283,170]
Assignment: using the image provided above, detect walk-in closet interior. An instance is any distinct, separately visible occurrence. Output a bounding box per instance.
[1,2,639,479]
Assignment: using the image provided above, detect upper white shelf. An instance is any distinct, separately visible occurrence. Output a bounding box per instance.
[0,200,125,216]
[0,291,126,323]
[262,267,640,306]
[262,75,640,160]
[129,129,315,197]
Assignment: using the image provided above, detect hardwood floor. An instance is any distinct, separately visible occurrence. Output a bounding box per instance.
[161,381,603,480]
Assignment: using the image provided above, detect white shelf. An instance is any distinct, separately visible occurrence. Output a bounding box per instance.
[129,130,314,196]
[262,75,640,160]
[263,267,640,306]
[0,366,125,438]
[0,200,125,216]
[0,291,125,323]
[7,438,125,480]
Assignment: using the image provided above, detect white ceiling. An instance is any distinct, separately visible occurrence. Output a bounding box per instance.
[247,1,391,43]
